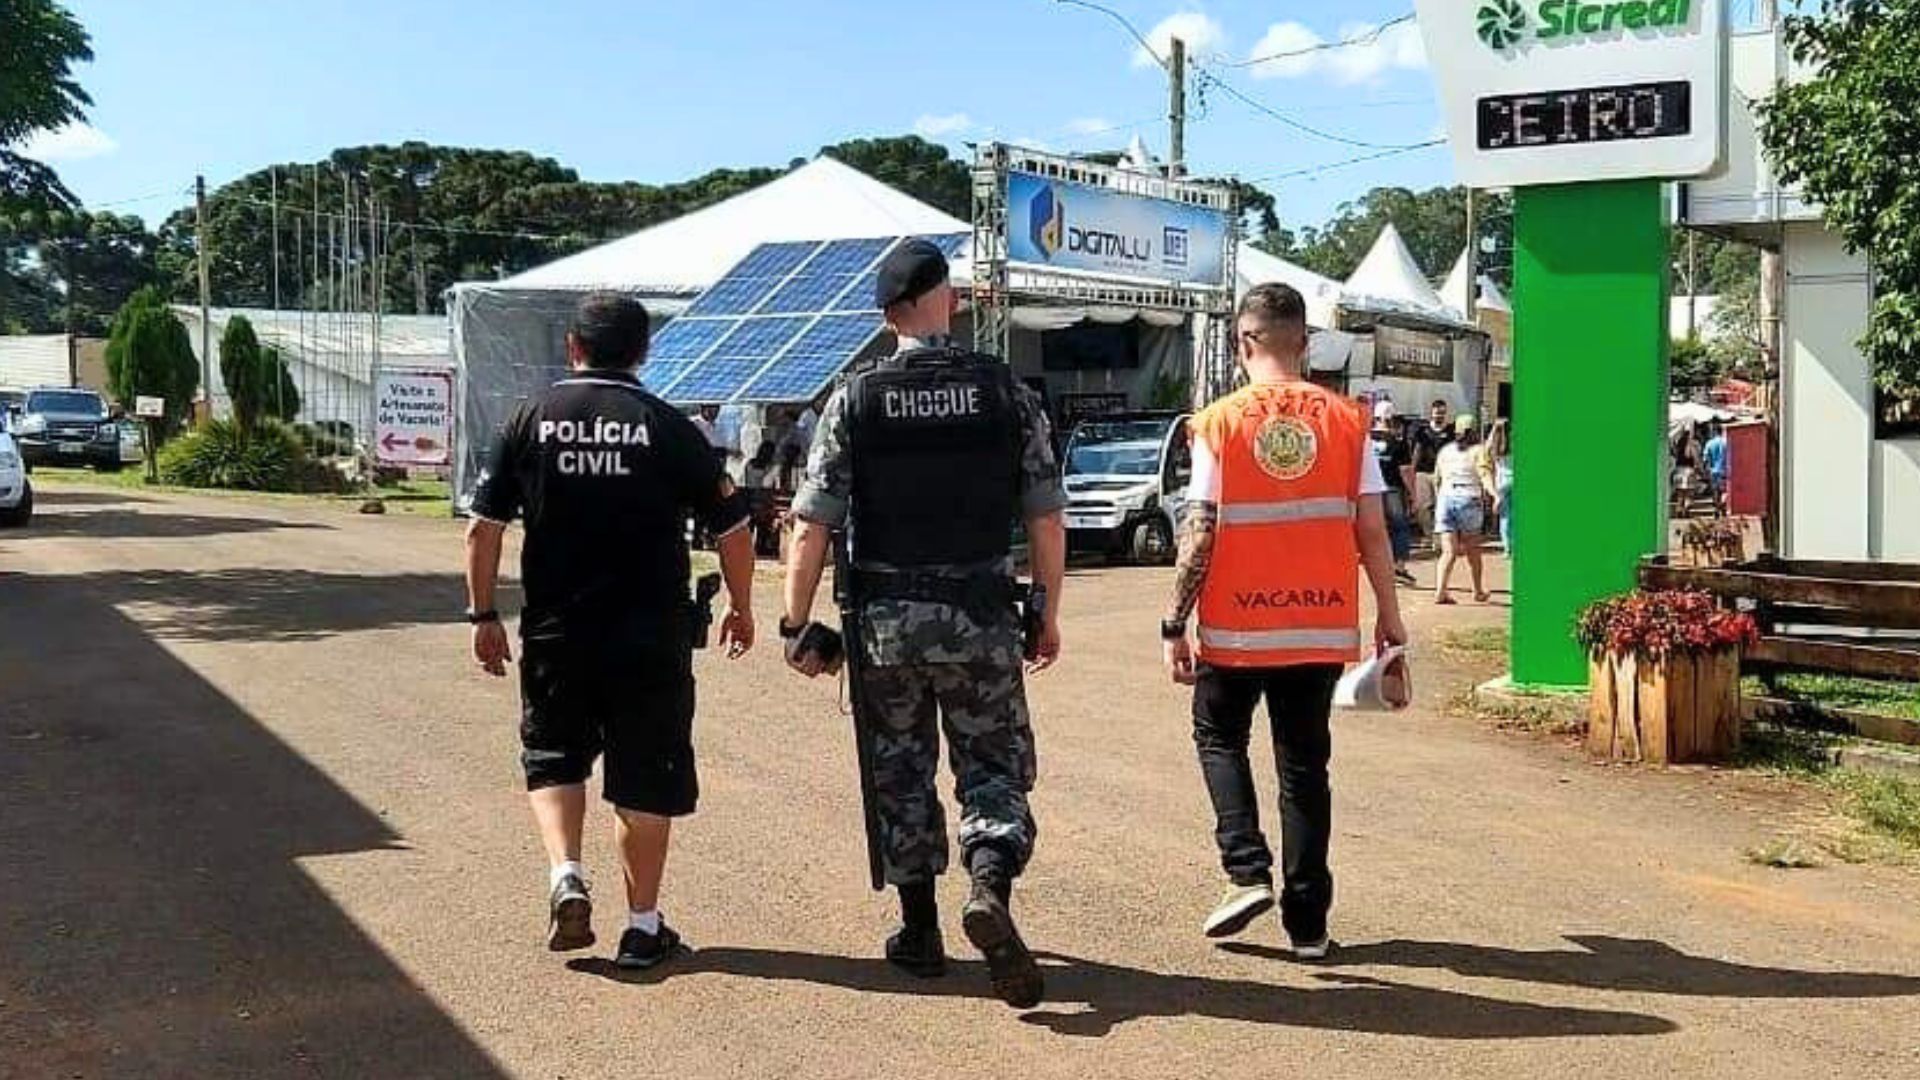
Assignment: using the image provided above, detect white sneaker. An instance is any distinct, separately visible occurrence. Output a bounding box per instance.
[1203,883,1276,939]
[1291,936,1333,961]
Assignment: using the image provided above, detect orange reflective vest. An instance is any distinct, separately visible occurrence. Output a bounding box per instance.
[1192,380,1366,668]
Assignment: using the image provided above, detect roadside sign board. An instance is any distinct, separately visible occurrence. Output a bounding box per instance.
[134,395,165,419]
[1005,171,1231,287]
[374,366,455,467]
[1414,0,1727,186]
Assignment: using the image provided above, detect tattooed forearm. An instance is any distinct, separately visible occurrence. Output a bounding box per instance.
[1165,500,1219,624]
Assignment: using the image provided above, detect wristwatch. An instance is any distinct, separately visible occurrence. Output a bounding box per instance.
[777,617,806,640]
[466,609,501,625]
[1159,618,1188,641]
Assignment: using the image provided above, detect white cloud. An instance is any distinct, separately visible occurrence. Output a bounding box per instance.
[1064,116,1116,137]
[1133,11,1226,68]
[12,122,116,162]
[1008,135,1055,153]
[912,112,973,139]
[1246,19,1427,85]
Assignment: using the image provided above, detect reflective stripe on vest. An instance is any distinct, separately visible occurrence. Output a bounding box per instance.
[1218,496,1356,527]
[1196,626,1364,653]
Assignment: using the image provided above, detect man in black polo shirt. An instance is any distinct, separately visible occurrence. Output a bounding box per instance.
[465,293,755,971]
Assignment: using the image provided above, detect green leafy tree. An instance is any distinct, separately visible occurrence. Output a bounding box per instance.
[0,0,91,214]
[1671,334,1729,390]
[1761,0,1920,390]
[1272,186,1513,289]
[105,286,198,435]
[818,136,971,219]
[217,316,301,430]
[0,207,159,334]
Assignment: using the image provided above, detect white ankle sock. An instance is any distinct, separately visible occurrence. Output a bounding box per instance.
[549,860,586,890]
[628,909,661,934]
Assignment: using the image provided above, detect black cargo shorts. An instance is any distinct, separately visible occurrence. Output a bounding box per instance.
[518,617,697,817]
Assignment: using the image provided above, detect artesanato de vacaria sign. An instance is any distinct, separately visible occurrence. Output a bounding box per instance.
[1477,0,1696,51]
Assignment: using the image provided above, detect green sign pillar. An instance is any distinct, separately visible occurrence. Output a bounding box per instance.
[1510,179,1669,688]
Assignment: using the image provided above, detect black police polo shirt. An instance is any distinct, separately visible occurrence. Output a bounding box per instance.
[471,371,743,632]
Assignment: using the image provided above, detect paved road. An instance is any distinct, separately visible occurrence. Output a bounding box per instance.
[3,484,1918,1080]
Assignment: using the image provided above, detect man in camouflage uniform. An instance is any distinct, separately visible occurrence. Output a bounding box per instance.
[780,239,1066,1010]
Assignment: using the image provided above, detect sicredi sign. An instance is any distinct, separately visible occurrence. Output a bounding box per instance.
[1415,0,1725,187]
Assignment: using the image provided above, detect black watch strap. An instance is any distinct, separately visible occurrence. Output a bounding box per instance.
[1160,618,1188,641]
[466,609,500,625]
[778,617,805,640]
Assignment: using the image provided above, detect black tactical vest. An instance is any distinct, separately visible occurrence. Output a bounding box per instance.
[847,348,1019,566]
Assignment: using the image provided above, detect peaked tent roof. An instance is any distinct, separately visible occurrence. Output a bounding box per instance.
[1343,224,1459,323]
[1440,246,1512,319]
[1235,244,1345,328]
[502,157,970,293]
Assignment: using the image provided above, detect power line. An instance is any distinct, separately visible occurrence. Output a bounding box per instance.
[1193,65,1439,151]
[1050,0,1170,68]
[1241,140,1446,185]
[1215,12,1418,69]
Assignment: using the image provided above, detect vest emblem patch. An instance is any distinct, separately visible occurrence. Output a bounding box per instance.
[1252,414,1318,482]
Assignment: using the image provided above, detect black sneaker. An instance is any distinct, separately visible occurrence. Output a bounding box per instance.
[885,923,947,978]
[547,873,594,952]
[960,883,1044,1009]
[614,923,683,970]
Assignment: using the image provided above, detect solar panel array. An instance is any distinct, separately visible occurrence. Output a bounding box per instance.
[642,233,968,405]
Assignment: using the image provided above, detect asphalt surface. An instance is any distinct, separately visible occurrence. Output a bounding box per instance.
[3,483,1919,1080]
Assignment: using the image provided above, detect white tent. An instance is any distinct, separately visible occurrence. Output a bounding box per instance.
[1236,244,1344,328]
[1440,246,1513,320]
[1343,224,1465,325]
[503,157,970,294]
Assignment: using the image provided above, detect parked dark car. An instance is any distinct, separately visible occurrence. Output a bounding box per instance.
[13,387,123,471]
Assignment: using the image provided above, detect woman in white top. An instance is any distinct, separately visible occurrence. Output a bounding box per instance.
[1432,415,1491,604]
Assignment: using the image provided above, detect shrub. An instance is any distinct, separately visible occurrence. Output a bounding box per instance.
[1576,589,1759,660]
[158,418,307,491]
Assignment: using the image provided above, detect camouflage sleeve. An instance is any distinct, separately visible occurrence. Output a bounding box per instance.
[792,384,854,527]
[1013,385,1066,519]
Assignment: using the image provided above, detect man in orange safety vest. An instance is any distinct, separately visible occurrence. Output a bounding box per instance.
[1159,282,1409,959]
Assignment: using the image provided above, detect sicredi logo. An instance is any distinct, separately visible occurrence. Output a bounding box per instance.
[1029,184,1065,258]
[1477,0,1694,52]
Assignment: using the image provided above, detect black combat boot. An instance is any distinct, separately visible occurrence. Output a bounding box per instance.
[886,880,946,978]
[961,848,1043,1009]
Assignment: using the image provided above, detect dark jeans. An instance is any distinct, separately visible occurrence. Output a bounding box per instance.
[1383,488,1413,563]
[1191,662,1341,943]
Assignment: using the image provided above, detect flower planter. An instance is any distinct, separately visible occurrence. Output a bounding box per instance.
[1587,648,1741,764]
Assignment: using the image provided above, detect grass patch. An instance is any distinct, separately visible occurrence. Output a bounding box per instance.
[1735,723,1840,777]
[1447,688,1581,736]
[1744,672,1920,721]
[1833,770,1920,847]
[1437,625,1510,658]
[1745,837,1823,869]
[32,466,454,518]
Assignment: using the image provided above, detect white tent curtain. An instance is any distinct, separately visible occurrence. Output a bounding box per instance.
[1007,306,1187,332]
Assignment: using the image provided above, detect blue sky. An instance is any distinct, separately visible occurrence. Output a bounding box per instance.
[37,1,1456,232]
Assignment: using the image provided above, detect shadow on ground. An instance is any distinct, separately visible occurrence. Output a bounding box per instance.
[1222,937,1920,999]
[0,573,508,1078]
[567,947,1678,1040]
[27,487,156,506]
[36,568,507,643]
[12,505,330,540]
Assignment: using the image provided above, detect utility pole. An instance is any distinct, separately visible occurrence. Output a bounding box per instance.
[1685,228,1698,338]
[1168,37,1187,178]
[195,174,212,418]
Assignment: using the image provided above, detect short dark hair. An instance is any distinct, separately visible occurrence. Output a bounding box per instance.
[571,293,651,370]
[1429,398,1450,411]
[1236,283,1307,335]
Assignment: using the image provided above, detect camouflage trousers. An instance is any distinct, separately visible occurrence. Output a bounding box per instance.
[858,661,1038,886]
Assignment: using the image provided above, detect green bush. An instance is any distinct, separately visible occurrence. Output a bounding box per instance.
[158,418,323,492]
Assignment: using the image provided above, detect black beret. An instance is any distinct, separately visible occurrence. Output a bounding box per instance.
[874,239,949,309]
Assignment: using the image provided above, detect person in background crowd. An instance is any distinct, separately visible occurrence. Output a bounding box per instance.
[1409,398,1452,537]
[1432,414,1490,605]
[742,439,777,490]
[1702,423,1730,513]
[1479,419,1513,553]
[1369,401,1418,586]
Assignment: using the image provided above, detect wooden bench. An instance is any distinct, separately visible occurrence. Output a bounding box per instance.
[1638,555,1920,747]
